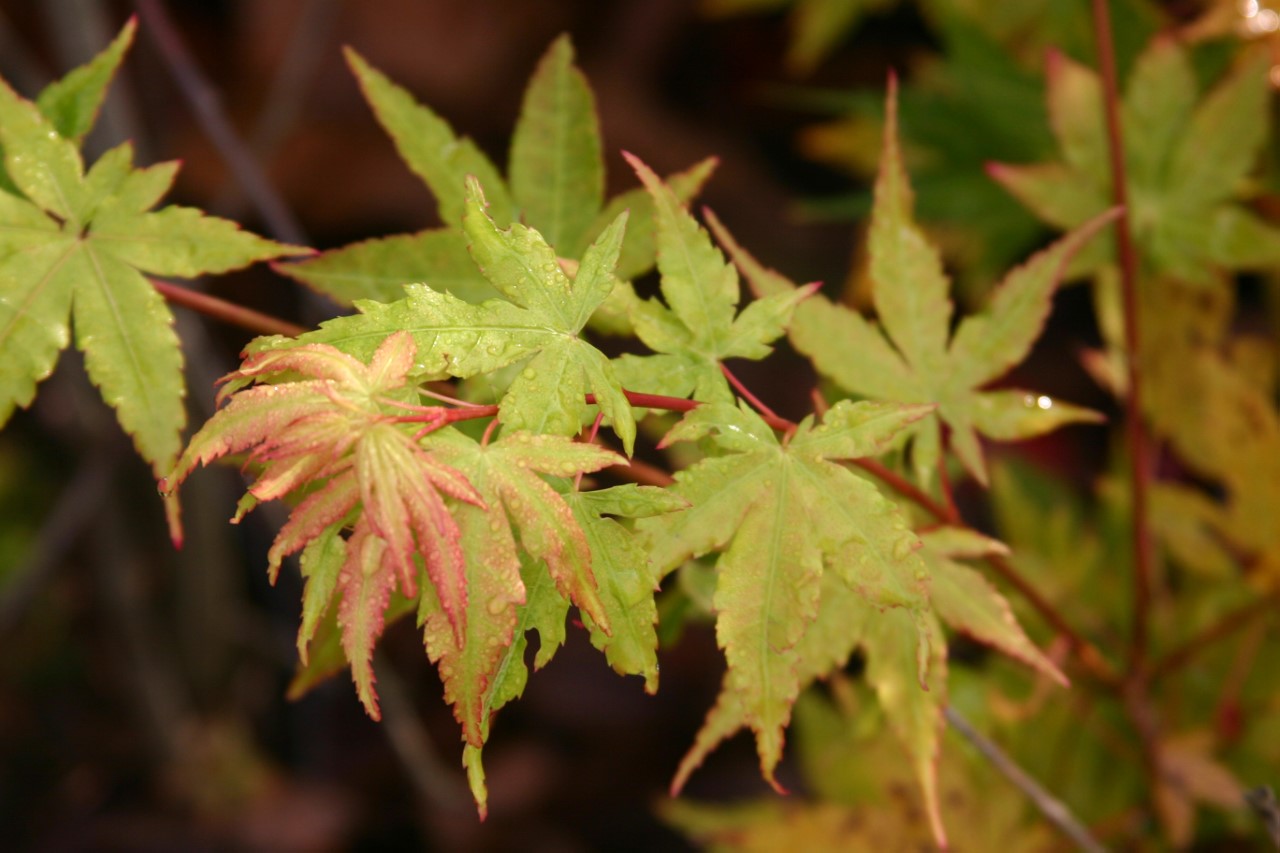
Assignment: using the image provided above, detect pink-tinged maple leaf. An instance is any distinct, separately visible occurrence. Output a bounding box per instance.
[165,331,485,718]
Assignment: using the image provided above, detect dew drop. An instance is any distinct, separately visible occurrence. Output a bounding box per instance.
[1022,393,1053,409]
[892,536,916,560]
[157,477,170,496]
[486,597,508,616]
[522,368,537,380]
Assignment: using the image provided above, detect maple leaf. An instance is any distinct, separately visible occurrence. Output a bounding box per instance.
[918,526,1066,684]
[275,36,716,317]
[165,331,485,719]
[643,398,933,793]
[0,20,304,485]
[260,177,640,453]
[713,79,1114,486]
[421,430,627,816]
[615,153,817,403]
[566,483,687,691]
[990,40,1280,288]
[792,7,1058,285]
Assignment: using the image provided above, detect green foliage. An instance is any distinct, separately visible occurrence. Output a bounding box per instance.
[714,81,1109,487]
[276,36,715,322]
[0,20,301,489]
[4,10,1279,850]
[991,39,1280,286]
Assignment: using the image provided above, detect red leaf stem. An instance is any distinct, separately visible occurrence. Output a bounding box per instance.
[152,279,307,338]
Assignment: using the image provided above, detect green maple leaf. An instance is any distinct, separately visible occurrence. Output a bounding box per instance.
[664,480,949,843]
[166,331,486,719]
[276,36,716,317]
[566,483,688,690]
[715,80,1113,486]
[791,7,1057,286]
[990,40,1280,287]
[422,429,626,816]
[616,153,817,403]
[918,526,1065,684]
[644,398,933,790]
[267,177,639,453]
[0,20,303,486]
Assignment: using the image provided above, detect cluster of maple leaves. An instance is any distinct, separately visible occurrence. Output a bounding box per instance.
[11,13,1273,847]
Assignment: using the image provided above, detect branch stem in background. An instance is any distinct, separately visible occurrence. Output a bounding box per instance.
[1150,593,1276,680]
[852,456,1116,684]
[152,279,307,338]
[133,0,308,246]
[1090,0,1154,676]
[945,706,1106,853]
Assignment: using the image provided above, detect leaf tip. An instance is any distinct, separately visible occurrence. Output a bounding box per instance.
[796,281,823,300]
[984,160,1011,182]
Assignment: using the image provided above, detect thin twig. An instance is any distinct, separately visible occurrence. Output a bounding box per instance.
[851,458,1115,683]
[1150,593,1276,680]
[1090,0,1153,676]
[211,0,340,219]
[946,706,1106,852]
[1245,786,1280,849]
[132,0,308,246]
[370,651,469,814]
[0,452,116,635]
[986,552,1119,687]
[153,278,307,338]
[852,458,957,524]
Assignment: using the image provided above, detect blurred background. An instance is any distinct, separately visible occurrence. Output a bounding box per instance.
[0,0,1268,850]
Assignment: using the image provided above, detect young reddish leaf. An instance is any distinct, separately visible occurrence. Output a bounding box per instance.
[458,551,568,817]
[509,35,603,252]
[356,423,477,641]
[419,497,525,752]
[287,592,416,701]
[168,332,493,718]
[423,431,621,815]
[338,527,396,719]
[440,431,624,631]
